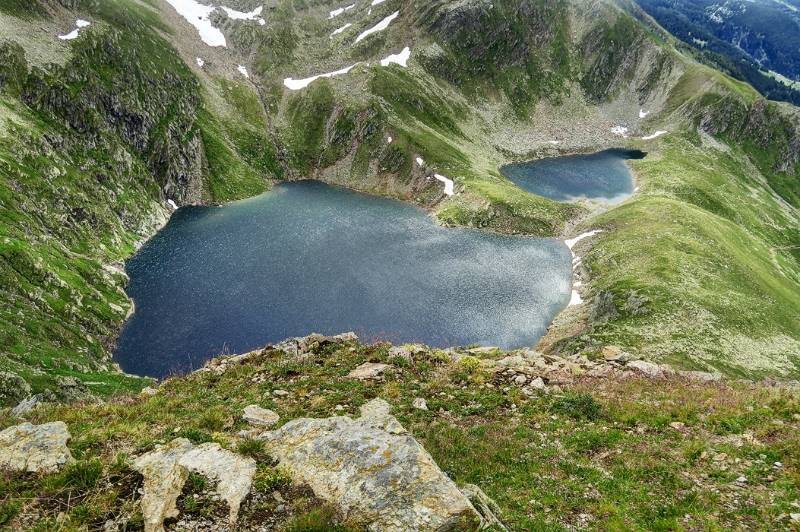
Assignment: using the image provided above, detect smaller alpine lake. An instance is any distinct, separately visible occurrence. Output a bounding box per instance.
[115,181,573,378]
[501,149,645,204]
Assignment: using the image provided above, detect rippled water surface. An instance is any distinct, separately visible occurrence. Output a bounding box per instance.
[115,181,572,377]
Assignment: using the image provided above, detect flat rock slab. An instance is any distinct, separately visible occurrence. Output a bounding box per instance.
[243,404,280,427]
[347,362,391,380]
[0,421,73,473]
[133,438,256,532]
[259,398,480,531]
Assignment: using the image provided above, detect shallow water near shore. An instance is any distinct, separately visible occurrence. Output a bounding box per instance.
[114,181,572,378]
[501,149,645,204]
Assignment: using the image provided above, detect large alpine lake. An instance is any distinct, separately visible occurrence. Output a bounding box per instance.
[115,181,572,378]
[501,149,644,204]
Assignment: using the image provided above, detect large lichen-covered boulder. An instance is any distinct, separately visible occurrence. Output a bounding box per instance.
[259,398,481,531]
[0,422,73,473]
[132,438,256,532]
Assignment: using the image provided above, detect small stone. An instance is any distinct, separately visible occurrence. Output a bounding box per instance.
[601,345,629,363]
[272,389,289,397]
[412,397,428,411]
[347,362,391,380]
[140,387,158,396]
[0,422,73,473]
[736,476,747,483]
[529,377,546,391]
[243,405,280,428]
[272,491,285,503]
[790,513,800,522]
[669,422,685,430]
[513,375,527,386]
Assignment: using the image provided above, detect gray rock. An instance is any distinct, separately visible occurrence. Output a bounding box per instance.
[0,421,73,473]
[347,362,391,380]
[53,375,93,403]
[627,360,664,378]
[601,345,629,363]
[513,375,527,386]
[11,394,43,417]
[243,405,280,427]
[259,398,480,531]
[589,291,619,324]
[412,397,428,411]
[0,370,31,406]
[140,386,158,396]
[133,438,256,532]
[388,346,414,365]
[467,346,500,355]
[624,290,649,316]
[529,377,546,391]
[678,370,722,382]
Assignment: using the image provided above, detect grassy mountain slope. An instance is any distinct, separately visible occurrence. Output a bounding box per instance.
[0,0,279,400]
[2,337,799,529]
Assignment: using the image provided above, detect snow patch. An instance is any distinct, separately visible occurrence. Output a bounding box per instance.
[165,0,226,47]
[237,65,249,78]
[610,126,629,137]
[548,140,560,145]
[284,63,359,90]
[642,130,667,140]
[565,230,603,250]
[164,1,266,46]
[371,0,386,4]
[221,5,264,24]
[415,157,425,167]
[330,23,352,37]
[196,57,205,67]
[355,11,399,43]
[434,174,455,196]
[387,136,392,143]
[379,46,411,67]
[639,109,650,119]
[58,19,90,40]
[167,199,178,210]
[329,3,355,18]
[568,290,583,306]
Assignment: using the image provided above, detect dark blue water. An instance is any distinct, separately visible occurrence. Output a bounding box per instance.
[501,149,645,204]
[114,181,572,378]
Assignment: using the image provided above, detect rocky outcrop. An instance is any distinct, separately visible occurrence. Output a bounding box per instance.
[0,422,73,473]
[132,439,256,532]
[0,370,31,406]
[199,332,359,375]
[258,398,481,531]
[488,347,721,393]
